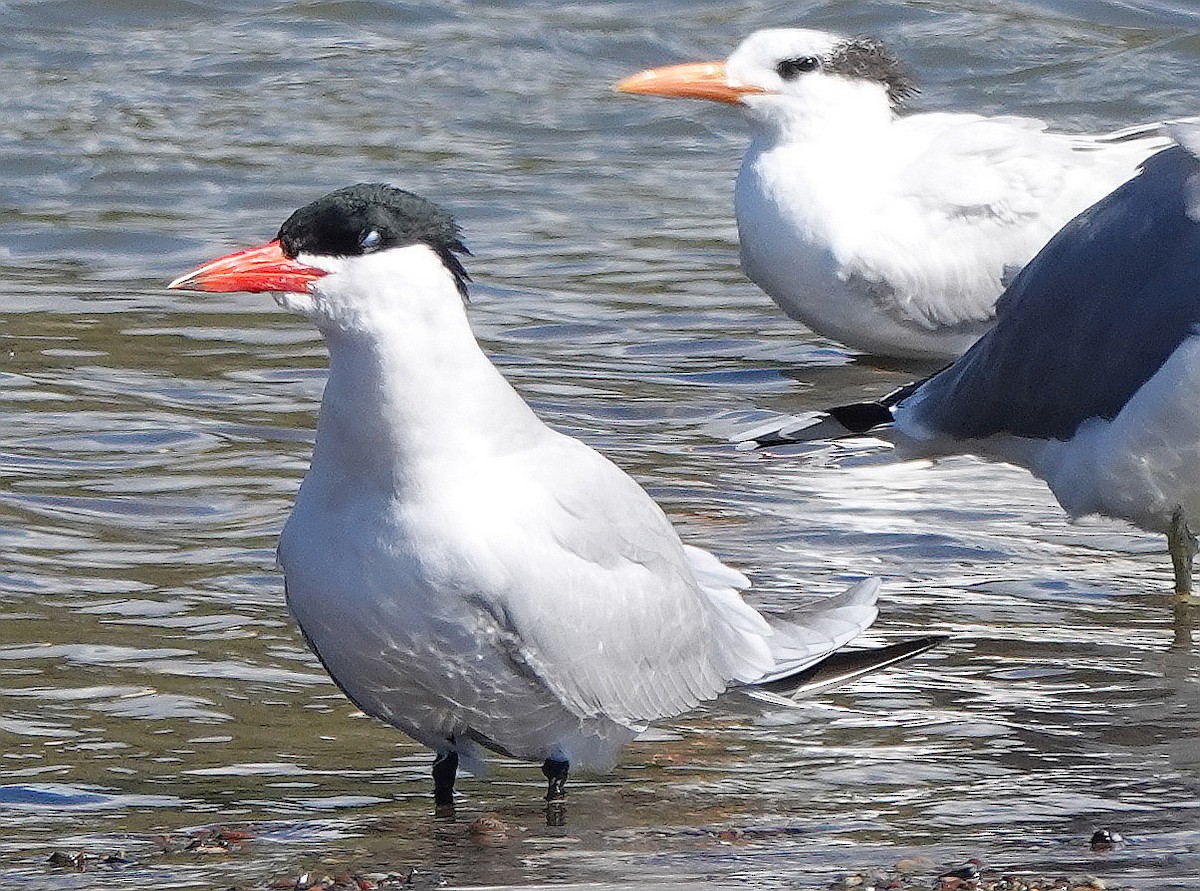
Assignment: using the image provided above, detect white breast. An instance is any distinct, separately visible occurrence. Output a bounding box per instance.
[278,459,639,771]
[1028,335,1200,533]
[734,137,993,360]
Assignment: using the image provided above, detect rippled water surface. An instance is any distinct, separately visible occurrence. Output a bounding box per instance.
[2,0,1200,888]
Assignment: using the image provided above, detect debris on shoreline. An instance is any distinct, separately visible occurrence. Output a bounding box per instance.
[268,868,446,890]
[40,820,1137,891]
[829,856,1129,891]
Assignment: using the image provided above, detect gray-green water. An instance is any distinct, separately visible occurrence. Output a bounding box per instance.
[2,0,1199,888]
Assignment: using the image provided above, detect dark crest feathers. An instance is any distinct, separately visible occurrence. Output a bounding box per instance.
[277,183,471,299]
[826,37,919,105]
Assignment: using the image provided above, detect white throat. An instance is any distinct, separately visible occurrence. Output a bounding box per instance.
[290,244,544,495]
[740,77,896,147]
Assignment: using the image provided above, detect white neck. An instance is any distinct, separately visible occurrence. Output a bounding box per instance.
[289,246,545,496]
[741,79,895,147]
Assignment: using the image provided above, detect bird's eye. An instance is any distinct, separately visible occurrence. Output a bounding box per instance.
[777,56,820,79]
[359,229,383,252]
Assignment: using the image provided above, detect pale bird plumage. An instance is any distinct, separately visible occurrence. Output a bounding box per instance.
[169,184,943,806]
[747,123,1200,593]
[618,27,1173,361]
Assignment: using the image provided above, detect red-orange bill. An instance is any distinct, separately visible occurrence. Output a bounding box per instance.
[168,240,328,293]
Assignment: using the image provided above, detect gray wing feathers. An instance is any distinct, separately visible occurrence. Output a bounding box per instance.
[905,139,1200,441]
[484,438,883,730]
[487,440,771,729]
[756,577,880,682]
[850,115,1167,332]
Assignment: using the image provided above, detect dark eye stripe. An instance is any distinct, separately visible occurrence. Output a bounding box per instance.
[777,56,820,79]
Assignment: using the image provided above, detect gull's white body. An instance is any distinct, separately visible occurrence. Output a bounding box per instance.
[275,247,877,772]
[882,125,1200,535]
[723,29,1171,360]
[1031,337,1200,533]
[745,125,1200,593]
[898,335,1200,536]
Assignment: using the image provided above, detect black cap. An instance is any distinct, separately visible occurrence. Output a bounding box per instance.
[278,183,471,297]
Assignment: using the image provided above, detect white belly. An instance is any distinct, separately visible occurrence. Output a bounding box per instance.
[738,234,981,360]
[1029,336,1200,533]
[278,496,635,772]
[735,158,984,361]
[904,335,1200,534]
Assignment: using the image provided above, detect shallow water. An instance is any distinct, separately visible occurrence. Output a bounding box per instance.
[1,0,1199,888]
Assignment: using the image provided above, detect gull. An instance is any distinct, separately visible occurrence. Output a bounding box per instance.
[169,183,945,811]
[616,27,1171,361]
[744,124,1200,595]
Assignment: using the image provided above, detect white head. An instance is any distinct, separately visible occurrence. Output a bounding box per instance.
[169,186,547,465]
[168,183,472,340]
[617,27,917,140]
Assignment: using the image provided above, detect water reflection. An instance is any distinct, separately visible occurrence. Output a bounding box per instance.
[2,0,1200,888]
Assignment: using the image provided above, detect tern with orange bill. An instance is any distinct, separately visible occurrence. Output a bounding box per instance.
[617,28,1170,361]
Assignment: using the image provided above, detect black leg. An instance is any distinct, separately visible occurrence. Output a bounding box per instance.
[542,758,569,827]
[432,750,458,808]
[541,757,569,801]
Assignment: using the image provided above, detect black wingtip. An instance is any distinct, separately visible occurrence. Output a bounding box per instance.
[752,430,809,448]
[746,374,930,449]
[742,402,894,449]
[828,401,895,433]
[759,634,949,698]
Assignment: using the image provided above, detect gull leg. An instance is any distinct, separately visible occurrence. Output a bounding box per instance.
[1172,597,1194,649]
[542,758,569,827]
[1167,505,1198,596]
[432,749,458,811]
[542,757,569,800]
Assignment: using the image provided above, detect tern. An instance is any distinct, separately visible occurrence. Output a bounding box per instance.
[616,27,1170,361]
[169,183,944,811]
[744,124,1200,595]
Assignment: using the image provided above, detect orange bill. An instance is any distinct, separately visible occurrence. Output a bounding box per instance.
[168,240,328,293]
[615,61,765,105]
